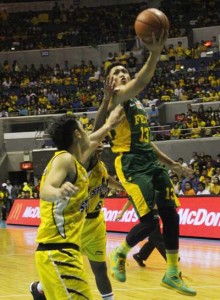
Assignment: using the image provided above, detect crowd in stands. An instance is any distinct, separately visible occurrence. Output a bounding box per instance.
[0,52,220,142]
[0,179,39,225]
[151,102,220,141]
[0,0,220,51]
[0,179,40,223]
[169,152,220,196]
[0,0,219,119]
[0,54,219,117]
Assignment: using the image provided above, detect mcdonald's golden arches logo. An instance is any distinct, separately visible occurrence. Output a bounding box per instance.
[10,203,23,220]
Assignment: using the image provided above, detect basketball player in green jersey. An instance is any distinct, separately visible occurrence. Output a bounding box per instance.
[33,108,123,300]
[95,30,196,296]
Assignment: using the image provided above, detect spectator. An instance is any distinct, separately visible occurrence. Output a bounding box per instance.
[179,122,190,139]
[180,173,198,193]
[147,104,159,126]
[170,174,181,195]
[196,181,210,195]
[170,123,181,140]
[175,41,185,60]
[177,157,188,168]
[79,113,89,129]
[179,181,196,196]
[199,167,208,183]
[118,49,127,66]
[24,191,33,199]
[127,52,137,76]
[1,183,8,219]
[190,121,201,139]
[212,167,220,181]
[206,161,215,177]
[5,179,15,215]
[22,182,33,197]
[204,176,212,192]
[17,191,26,198]
[190,154,200,171]
[167,44,176,61]
[210,176,220,195]
[211,36,219,56]
[0,185,6,225]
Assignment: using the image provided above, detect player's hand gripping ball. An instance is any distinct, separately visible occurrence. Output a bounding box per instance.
[135,8,169,43]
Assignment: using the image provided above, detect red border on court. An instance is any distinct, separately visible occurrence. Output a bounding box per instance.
[6,197,220,239]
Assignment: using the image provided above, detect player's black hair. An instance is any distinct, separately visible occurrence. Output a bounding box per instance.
[48,114,80,150]
[105,61,125,76]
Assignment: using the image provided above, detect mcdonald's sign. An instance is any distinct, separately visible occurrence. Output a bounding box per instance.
[6,199,40,226]
[9,202,23,220]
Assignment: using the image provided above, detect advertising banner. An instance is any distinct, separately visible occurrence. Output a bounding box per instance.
[6,197,220,239]
[6,199,40,226]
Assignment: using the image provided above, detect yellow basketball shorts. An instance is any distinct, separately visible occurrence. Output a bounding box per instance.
[35,248,93,300]
[81,212,106,262]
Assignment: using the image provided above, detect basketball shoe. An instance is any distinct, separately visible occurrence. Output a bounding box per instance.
[161,272,197,296]
[109,248,126,282]
[30,282,46,300]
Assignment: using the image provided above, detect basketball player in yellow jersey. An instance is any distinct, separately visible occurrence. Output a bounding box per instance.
[82,148,124,300]
[31,109,123,300]
[95,30,196,296]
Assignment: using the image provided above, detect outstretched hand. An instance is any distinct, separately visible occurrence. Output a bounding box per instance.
[115,211,123,221]
[103,76,116,104]
[142,29,168,54]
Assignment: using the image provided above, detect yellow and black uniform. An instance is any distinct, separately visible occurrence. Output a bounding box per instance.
[35,151,92,300]
[109,98,179,219]
[81,160,109,262]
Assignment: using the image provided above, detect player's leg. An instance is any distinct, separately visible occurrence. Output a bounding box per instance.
[133,240,154,267]
[133,216,166,266]
[35,248,93,300]
[148,223,166,261]
[110,154,157,282]
[82,214,114,299]
[89,260,114,300]
[156,168,196,296]
[30,281,46,300]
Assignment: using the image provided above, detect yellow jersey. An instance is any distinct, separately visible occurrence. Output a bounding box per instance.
[87,160,109,214]
[36,151,89,246]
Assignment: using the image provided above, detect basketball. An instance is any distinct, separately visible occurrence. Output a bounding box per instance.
[134,8,169,43]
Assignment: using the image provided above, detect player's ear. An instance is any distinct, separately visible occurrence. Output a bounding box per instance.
[74,129,82,139]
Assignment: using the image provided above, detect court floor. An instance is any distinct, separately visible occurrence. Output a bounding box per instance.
[0,224,220,300]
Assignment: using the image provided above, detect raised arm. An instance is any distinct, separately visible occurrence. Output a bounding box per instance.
[109,31,167,110]
[82,105,124,163]
[92,76,116,132]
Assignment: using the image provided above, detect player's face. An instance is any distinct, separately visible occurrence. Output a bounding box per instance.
[76,121,90,151]
[109,66,131,86]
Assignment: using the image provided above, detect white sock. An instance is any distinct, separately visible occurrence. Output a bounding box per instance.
[37,282,44,294]
[102,292,114,300]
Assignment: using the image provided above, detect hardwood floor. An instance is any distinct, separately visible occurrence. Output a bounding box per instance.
[0,224,220,300]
